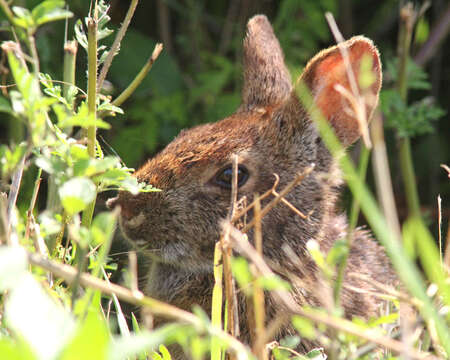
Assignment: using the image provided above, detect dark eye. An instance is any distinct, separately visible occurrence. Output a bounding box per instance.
[213,165,249,189]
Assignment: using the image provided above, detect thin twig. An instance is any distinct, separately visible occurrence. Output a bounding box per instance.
[438,195,442,264]
[97,0,139,91]
[252,194,267,360]
[0,0,15,25]
[101,267,130,337]
[225,223,439,360]
[7,156,25,239]
[111,43,163,107]
[26,251,251,359]
[325,12,370,148]
[272,186,309,219]
[25,168,42,242]
[241,165,315,233]
[232,175,279,223]
[129,251,138,293]
[222,154,240,348]
[370,111,402,239]
[444,222,450,268]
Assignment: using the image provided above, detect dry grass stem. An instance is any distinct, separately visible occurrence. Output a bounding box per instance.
[222,154,241,349]
[370,111,402,240]
[27,250,251,358]
[255,311,291,358]
[101,267,130,337]
[272,190,309,219]
[25,170,42,242]
[348,272,419,307]
[444,222,450,268]
[225,223,439,359]
[252,194,267,360]
[241,165,315,233]
[325,12,370,148]
[438,195,442,264]
[129,250,138,293]
[232,175,279,222]
[441,164,450,178]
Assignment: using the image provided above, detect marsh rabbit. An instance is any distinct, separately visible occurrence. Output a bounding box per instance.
[108,14,396,355]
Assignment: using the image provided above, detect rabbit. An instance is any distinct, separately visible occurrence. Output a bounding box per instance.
[108,14,396,355]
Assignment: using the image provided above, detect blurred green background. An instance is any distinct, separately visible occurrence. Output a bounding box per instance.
[0,0,449,227]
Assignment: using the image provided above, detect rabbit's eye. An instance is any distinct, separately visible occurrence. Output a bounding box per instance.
[214,165,249,189]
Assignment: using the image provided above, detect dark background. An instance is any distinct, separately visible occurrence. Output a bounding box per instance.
[1,0,449,233]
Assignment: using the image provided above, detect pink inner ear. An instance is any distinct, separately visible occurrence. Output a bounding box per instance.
[311,40,381,146]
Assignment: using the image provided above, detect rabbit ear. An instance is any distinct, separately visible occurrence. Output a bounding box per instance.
[241,15,292,110]
[297,36,382,146]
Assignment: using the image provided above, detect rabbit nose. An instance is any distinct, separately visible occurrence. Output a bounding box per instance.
[106,196,118,209]
[107,195,136,221]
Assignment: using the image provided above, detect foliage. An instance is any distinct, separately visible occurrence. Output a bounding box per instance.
[380,59,445,137]
[0,1,448,360]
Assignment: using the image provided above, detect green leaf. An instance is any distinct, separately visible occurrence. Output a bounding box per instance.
[59,102,111,129]
[159,344,172,360]
[5,275,76,360]
[35,154,66,175]
[11,6,35,29]
[415,17,429,45]
[305,348,327,359]
[73,156,119,177]
[256,274,291,291]
[91,212,117,246]
[326,237,349,267]
[0,142,27,178]
[230,257,253,293]
[59,177,96,215]
[74,19,88,49]
[292,315,316,340]
[0,96,13,114]
[60,310,109,360]
[31,0,73,26]
[0,246,28,292]
[0,338,36,360]
[108,325,187,360]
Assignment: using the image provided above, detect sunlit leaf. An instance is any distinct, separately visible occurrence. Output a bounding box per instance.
[59,177,96,215]
[5,275,76,360]
[31,0,73,26]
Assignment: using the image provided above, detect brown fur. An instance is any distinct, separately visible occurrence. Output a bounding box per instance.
[108,15,396,355]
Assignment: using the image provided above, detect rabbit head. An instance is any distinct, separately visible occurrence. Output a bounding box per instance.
[108,15,381,275]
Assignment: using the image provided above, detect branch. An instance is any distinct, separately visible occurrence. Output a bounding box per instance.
[97,0,139,91]
[111,43,163,107]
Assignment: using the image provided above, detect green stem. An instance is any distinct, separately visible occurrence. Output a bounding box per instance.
[334,144,370,308]
[211,242,223,360]
[396,3,422,220]
[296,81,450,355]
[111,43,163,107]
[399,137,421,219]
[349,145,370,229]
[63,40,78,105]
[371,112,402,238]
[0,0,16,26]
[97,0,139,91]
[81,15,98,229]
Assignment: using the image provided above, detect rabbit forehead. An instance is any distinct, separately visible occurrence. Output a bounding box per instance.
[134,109,271,187]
